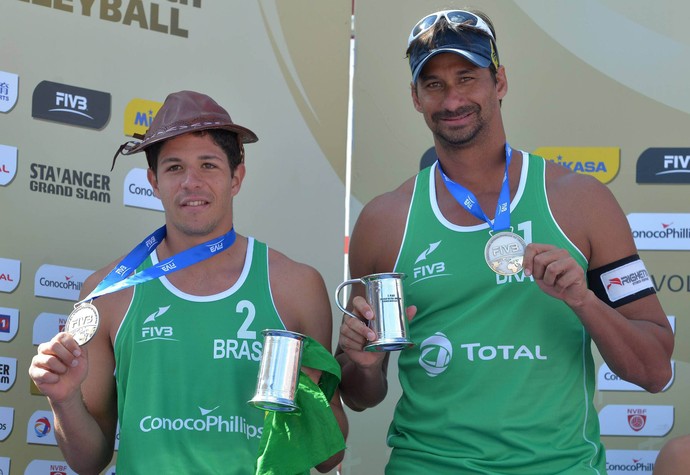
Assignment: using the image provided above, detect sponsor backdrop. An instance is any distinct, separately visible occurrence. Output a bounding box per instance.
[0,1,351,474]
[346,1,690,475]
[1,1,689,475]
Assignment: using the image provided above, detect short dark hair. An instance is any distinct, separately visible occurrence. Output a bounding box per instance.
[145,129,243,175]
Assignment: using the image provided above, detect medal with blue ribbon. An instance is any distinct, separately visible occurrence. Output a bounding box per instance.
[438,143,526,275]
[65,226,237,344]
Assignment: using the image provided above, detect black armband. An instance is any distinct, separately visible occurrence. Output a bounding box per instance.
[587,254,656,308]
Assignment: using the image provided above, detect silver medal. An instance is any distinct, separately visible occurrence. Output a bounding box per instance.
[484,231,527,276]
[65,302,100,346]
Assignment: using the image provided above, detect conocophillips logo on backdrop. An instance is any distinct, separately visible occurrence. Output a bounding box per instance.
[533,147,620,184]
[34,264,94,301]
[0,143,18,186]
[0,406,14,442]
[627,213,690,250]
[32,81,110,129]
[29,162,111,203]
[637,148,690,183]
[124,98,163,138]
[0,357,17,392]
[0,70,18,113]
[0,257,20,293]
[606,450,658,475]
[124,168,163,211]
[19,0,202,38]
[599,405,673,436]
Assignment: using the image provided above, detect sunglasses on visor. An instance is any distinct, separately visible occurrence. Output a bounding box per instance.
[408,10,495,46]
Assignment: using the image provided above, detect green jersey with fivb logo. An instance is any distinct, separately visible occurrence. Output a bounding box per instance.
[114,237,285,474]
[388,153,606,474]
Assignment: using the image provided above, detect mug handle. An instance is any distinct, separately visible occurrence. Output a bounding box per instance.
[334,279,364,319]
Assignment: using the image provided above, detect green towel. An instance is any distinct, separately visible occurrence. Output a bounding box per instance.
[255,337,346,475]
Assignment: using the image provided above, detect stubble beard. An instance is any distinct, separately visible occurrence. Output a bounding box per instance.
[430,105,485,149]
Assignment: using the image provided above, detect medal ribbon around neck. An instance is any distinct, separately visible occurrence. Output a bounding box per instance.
[437,142,513,232]
[66,226,236,345]
[437,143,527,276]
[80,225,237,303]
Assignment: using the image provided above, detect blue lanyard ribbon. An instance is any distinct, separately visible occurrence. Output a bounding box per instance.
[438,143,513,232]
[78,226,237,304]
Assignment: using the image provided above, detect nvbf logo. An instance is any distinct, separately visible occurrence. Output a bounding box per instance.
[34,417,51,437]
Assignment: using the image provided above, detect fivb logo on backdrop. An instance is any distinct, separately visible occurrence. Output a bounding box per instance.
[32,81,110,129]
[637,148,690,184]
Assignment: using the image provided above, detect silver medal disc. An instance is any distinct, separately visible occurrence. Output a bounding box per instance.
[65,302,100,346]
[484,231,527,276]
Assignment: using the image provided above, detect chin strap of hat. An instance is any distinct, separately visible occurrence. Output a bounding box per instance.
[110,140,138,171]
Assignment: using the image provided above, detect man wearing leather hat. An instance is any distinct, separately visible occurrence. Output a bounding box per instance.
[30,90,348,474]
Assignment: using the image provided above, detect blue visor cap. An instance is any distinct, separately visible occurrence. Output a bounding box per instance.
[409,28,498,83]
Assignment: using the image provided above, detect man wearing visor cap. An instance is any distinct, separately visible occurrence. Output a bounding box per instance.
[30,90,348,474]
[337,9,672,474]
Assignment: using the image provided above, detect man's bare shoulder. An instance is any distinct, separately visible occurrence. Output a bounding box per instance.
[356,176,416,230]
[349,176,416,275]
[543,160,633,264]
[365,177,415,211]
[266,248,323,286]
[266,247,331,342]
[544,160,612,201]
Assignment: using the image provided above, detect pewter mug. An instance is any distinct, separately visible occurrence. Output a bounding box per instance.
[248,329,305,413]
[335,272,414,352]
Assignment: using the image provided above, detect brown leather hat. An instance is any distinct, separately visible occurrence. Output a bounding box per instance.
[111,90,258,169]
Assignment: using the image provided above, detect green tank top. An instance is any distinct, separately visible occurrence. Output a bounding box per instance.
[113,237,285,474]
[388,153,606,474]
